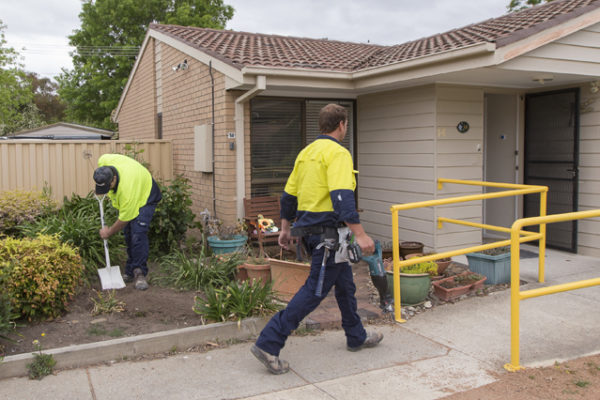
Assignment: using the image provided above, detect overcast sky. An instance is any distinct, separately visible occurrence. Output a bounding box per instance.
[0,0,509,80]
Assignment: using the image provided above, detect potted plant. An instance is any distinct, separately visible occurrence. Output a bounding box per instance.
[242,253,271,284]
[205,219,248,255]
[433,271,486,302]
[386,261,437,306]
[399,241,424,259]
[466,246,510,285]
[268,255,311,301]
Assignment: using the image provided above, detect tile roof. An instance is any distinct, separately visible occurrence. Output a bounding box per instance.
[150,0,600,73]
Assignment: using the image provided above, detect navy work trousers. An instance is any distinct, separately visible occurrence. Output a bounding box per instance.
[255,234,367,356]
[123,180,161,277]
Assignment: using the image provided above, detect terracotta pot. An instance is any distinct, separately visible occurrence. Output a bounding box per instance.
[432,272,486,302]
[243,262,271,284]
[434,258,452,275]
[404,252,423,260]
[235,265,249,282]
[268,258,310,301]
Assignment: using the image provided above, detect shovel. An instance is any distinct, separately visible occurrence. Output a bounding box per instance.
[95,194,126,290]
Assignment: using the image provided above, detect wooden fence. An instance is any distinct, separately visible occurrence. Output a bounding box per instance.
[0,140,173,203]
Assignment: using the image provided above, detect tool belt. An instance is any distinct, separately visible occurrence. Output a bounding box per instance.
[290,225,340,240]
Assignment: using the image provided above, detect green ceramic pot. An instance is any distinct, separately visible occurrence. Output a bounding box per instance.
[386,271,431,306]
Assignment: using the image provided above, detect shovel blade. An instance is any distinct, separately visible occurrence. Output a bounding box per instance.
[98,266,126,290]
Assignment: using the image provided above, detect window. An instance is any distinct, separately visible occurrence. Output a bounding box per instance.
[250,98,355,197]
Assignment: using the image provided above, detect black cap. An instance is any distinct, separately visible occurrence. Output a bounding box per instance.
[93,166,114,194]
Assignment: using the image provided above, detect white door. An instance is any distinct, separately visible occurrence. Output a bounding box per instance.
[484,94,518,237]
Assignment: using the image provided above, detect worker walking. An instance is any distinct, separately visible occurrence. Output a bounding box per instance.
[93,153,162,290]
[251,103,383,374]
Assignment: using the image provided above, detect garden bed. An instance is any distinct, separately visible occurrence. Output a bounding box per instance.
[1,279,202,357]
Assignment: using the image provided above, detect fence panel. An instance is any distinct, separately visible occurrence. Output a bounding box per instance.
[0,140,172,203]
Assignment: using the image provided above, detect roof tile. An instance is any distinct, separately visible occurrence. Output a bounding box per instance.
[150,0,600,72]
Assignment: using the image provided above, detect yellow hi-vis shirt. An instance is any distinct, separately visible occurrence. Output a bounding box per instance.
[98,154,152,222]
[282,135,359,227]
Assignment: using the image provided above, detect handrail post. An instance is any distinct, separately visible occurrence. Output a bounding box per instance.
[538,190,547,283]
[505,220,524,371]
[392,209,405,322]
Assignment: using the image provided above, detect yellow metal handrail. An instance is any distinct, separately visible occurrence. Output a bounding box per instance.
[390,179,548,323]
[504,209,600,371]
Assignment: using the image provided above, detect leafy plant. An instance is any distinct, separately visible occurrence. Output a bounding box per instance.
[26,334,56,380]
[0,189,56,237]
[149,175,200,256]
[401,261,438,276]
[19,194,124,281]
[154,247,243,290]
[193,279,281,323]
[203,213,247,240]
[0,276,18,343]
[90,290,126,316]
[0,234,83,320]
[480,246,510,256]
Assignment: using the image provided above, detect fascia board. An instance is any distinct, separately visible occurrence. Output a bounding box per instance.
[495,6,600,63]
[149,30,245,82]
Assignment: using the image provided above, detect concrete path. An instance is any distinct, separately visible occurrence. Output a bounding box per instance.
[2,245,600,399]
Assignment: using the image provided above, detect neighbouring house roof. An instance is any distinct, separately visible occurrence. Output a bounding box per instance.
[5,122,114,140]
[150,0,600,73]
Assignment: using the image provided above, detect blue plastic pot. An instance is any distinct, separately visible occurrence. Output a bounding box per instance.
[207,235,247,254]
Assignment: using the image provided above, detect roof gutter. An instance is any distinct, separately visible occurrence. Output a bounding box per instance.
[234,75,266,218]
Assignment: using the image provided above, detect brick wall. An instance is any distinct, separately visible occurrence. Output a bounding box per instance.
[118,40,246,226]
[118,38,156,139]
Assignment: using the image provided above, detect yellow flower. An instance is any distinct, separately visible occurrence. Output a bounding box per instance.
[41,333,46,337]
[32,340,39,345]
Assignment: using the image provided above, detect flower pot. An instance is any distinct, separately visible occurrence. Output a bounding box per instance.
[243,262,271,284]
[235,265,249,282]
[466,251,510,284]
[268,258,311,301]
[399,241,424,258]
[207,234,247,255]
[386,271,431,306]
[434,258,452,275]
[432,272,486,301]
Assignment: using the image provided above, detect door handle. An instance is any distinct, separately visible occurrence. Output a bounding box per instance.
[566,168,578,178]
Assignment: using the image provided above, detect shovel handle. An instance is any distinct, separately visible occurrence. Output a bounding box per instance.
[96,194,112,268]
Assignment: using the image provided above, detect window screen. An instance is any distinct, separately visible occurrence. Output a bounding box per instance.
[250,98,354,197]
[250,99,303,197]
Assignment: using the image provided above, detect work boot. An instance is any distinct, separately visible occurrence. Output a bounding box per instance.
[250,344,289,375]
[133,268,149,291]
[123,273,134,283]
[347,331,384,352]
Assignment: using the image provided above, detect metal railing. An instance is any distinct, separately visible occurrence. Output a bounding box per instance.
[504,209,600,371]
[390,179,548,323]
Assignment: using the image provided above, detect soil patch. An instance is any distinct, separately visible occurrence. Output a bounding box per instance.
[445,353,600,399]
[2,281,202,356]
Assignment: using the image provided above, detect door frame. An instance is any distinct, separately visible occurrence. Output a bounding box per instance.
[523,87,580,252]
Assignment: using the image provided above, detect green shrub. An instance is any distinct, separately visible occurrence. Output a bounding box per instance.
[400,261,438,276]
[154,247,243,290]
[0,189,56,237]
[149,175,200,256]
[0,277,18,343]
[19,192,124,281]
[193,280,281,323]
[0,234,83,320]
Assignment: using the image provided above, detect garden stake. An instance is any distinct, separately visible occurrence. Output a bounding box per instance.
[95,194,126,290]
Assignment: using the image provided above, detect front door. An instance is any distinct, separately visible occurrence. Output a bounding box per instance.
[524,89,579,252]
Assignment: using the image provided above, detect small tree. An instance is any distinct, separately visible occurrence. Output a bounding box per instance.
[0,20,42,135]
[507,0,553,12]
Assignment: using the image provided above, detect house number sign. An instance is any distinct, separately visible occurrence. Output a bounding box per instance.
[456,121,470,133]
